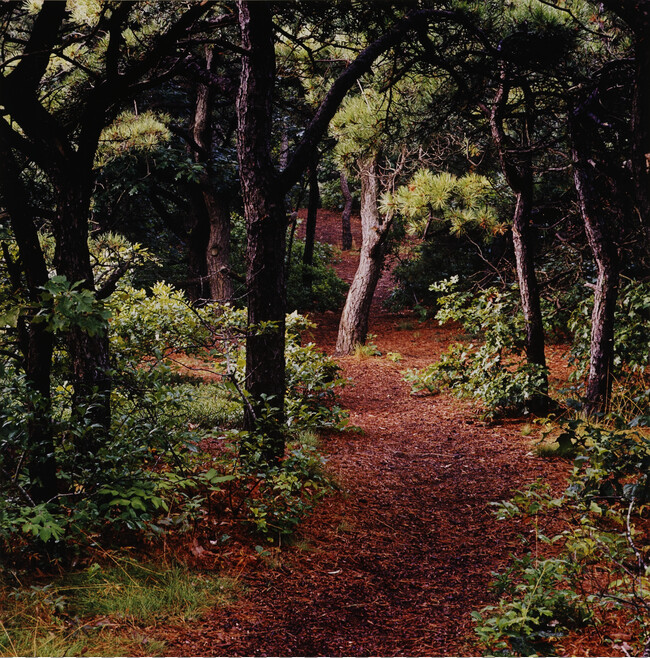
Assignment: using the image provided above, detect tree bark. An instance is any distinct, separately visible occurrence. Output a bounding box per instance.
[336,156,390,354]
[601,1,650,267]
[511,190,547,370]
[187,46,233,304]
[486,65,548,409]
[0,134,57,502]
[205,192,232,302]
[301,153,320,291]
[631,20,650,267]
[52,172,111,447]
[22,321,56,501]
[187,197,210,302]
[571,114,620,414]
[340,170,353,250]
[237,1,287,462]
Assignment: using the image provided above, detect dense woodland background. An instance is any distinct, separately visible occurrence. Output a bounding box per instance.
[0,1,649,656]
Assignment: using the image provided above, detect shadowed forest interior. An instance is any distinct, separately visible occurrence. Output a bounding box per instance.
[0,1,648,656]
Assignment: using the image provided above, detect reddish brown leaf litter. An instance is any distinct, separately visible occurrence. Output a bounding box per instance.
[161,210,602,657]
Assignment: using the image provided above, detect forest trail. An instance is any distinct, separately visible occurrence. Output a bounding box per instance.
[164,211,569,657]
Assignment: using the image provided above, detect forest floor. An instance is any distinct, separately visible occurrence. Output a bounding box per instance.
[160,210,611,657]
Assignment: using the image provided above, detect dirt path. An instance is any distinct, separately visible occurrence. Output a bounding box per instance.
[164,211,569,656]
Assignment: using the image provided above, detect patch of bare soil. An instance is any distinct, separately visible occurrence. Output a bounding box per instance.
[161,210,605,657]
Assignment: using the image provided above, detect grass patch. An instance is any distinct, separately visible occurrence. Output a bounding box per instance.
[534,441,566,458]
[352,335,381,359]
[0,559,238,657]
[178,382,243,429]
[67,561,237,623]
[0,620,167,658]
[292,429,320,449]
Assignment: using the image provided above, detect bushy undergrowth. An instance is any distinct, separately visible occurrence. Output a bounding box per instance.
[404,277,548,417]
[404,274,649,419]
[286,240,348,312]
[385,235,484,317]
[236,433,332,539]
[0,276,346,561]
[473,418,650,656]
[231,212,348,313]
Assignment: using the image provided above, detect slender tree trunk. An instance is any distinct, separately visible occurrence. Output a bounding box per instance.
[598,1,650,263]
[487,66,548,409]
[187,189,232,303]
[187,198,210,301]
[340,171,353,250]
[237,1,286,462]
[205,191,232,302]
[336,156,389,354]
[632,24,650,265]
[187,46,233,304]
[302,153,320,291]
[17,300,56,501]
[585,257,619,412]
[23,325,56,501]
[571,119,620,413]
[512,189,548,367]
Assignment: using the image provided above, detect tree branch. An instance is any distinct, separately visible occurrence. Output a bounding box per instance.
[95,262,131,301]
[5,1,66,90]
[280,8,474,191]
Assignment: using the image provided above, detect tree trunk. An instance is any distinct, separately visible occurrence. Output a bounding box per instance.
[187,46,233,304]
[301,153,320,291]
[205,191,232,302]
[0,137,57,502]
[23,321,56,502]
[571,114,620,413]
[340,170,353,250]
[187,196,210,301]
[632,23,650,266]
[599,1,650,264]
[187,190,232,303]
[487,66,548,409]
[585,257,618,412]
[336,156,389,354]
[512,191,546,370]
[53,176,111,449]
[237,1,286,463]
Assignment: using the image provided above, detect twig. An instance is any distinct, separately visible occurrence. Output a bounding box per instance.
[626,498,646,575]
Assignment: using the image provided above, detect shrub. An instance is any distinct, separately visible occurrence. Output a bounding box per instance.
[0,276,346,558]
[474,420,650,656]
[238,437,332,541]
[472,555,590,657]
[404,277,548,417]
[286,240,348,312]
[385,235,484,316]
[231,212,348,313]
